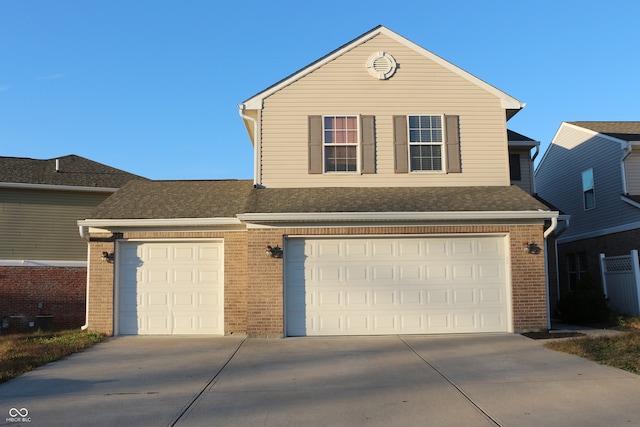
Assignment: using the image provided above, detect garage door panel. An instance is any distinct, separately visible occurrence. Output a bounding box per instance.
[318,290,342,307]
[345,265,368,281]
[318,266,341,282]
[426,288,449,305]
[118,241,223,335]
[372,265,395,281]
[286,236,509,336]
[345,290,369,306]
[373,290,396,305]
[147,246,170,262]
[479,288,503,304]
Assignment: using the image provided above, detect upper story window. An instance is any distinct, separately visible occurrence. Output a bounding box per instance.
[509,154,521,181]
[582,168,595,210]
[408,115,443,172]
[324,116,358,172]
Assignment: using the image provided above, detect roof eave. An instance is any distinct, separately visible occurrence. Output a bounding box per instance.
[237,210,558,222]
[0,182,119,193]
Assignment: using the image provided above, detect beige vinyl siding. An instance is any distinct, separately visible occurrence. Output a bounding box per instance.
[259,34,510,188]
[0,188,110,261]
[625,151,640,195]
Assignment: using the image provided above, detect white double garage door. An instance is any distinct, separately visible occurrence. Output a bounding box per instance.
[285,236,511,336]
[116,236,510,336]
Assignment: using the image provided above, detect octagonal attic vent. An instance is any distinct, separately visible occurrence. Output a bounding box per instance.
[366,51,397,80]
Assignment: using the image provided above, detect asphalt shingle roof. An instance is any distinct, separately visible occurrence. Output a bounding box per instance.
[570,122,640,142]
[89,180,254,219]
[88,181,551,220]
[0,154,145,188]
[246,186,550,214]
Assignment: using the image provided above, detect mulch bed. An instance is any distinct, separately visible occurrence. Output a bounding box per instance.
[522,331,586,340]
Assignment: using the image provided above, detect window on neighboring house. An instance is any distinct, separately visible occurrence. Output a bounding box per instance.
[509,153,521,181]
[567,252,588,290]
[324,116,358,172]
[582,168,595,210]
[408,115,443,171]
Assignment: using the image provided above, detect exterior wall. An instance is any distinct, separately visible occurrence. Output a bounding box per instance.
[246,224,547,336]
[536,125,639,241]
[87,225,547,336]
[509,147,533,194]
[85,231,249,336]
[557,228,640,302]
[0,188,110,261]
[258,33,510,188]
[0,266,86,332]
[624,150,640,195]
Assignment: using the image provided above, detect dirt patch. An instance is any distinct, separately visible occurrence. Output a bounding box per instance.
[522,331,586,340]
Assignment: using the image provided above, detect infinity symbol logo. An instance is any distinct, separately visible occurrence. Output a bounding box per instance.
[9,408,28,417]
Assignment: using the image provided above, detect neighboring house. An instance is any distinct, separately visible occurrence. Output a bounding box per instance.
[79,25,557,337]
[0,155,145,331]
[536,121,640,303]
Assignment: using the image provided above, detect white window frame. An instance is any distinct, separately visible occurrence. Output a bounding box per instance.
[582,168,595,210]
[407,114,445,173]
[322,115,360,174]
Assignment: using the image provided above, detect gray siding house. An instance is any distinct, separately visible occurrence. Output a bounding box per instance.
[0,155,144,331]
[535,122,640,303]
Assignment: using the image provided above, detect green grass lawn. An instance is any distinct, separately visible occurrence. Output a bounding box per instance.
[545,317,640,375]
[0,329,107,383]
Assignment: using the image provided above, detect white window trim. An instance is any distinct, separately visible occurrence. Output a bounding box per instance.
[407,114,446,173]
[322,114,361,174]
[582,168,596,210]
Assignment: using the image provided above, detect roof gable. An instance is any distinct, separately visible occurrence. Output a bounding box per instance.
[239,25,524,115]
[0,155,145,188]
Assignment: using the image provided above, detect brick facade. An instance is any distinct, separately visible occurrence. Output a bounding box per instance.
[86,224,548,337]
[0,266,86,333]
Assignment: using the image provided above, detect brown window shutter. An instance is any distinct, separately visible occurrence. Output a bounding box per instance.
[393,115,408,173]
[445,115,461,173]
[308,115,323,174]
[361,115,375,174]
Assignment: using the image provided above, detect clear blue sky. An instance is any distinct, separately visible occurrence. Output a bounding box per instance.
[2,1,639,180]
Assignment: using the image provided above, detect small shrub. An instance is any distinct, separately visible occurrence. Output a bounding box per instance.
[557,272,610,324]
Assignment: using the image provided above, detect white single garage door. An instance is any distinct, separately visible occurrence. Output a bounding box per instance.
[285,236,509,336]
[117,240,224,335]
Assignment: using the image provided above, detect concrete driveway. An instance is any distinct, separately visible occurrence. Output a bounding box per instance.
[1,334,640,427]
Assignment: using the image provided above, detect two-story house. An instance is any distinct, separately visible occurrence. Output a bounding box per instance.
[78,26,557,337]
[536,121,640,300]
[0,155,144,331]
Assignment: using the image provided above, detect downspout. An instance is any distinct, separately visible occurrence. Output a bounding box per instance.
[621,142,632,195]
[238,105,261,187]
[543,215,558,330]
[79,226,90,330]
[531,144,540,194]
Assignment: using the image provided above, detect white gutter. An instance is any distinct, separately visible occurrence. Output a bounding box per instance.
[237,210,558,222]
[78,217,243,229]
[0,182,118,193]
[621,141,632,195]
[238,105,261,187]
[543,216,557,238]
[531,144,540,194]
[81,244,90,330]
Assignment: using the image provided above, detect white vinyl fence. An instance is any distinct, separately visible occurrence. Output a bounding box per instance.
[599,250,640,316]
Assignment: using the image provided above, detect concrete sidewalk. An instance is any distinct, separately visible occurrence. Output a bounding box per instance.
[1,334,639,426]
